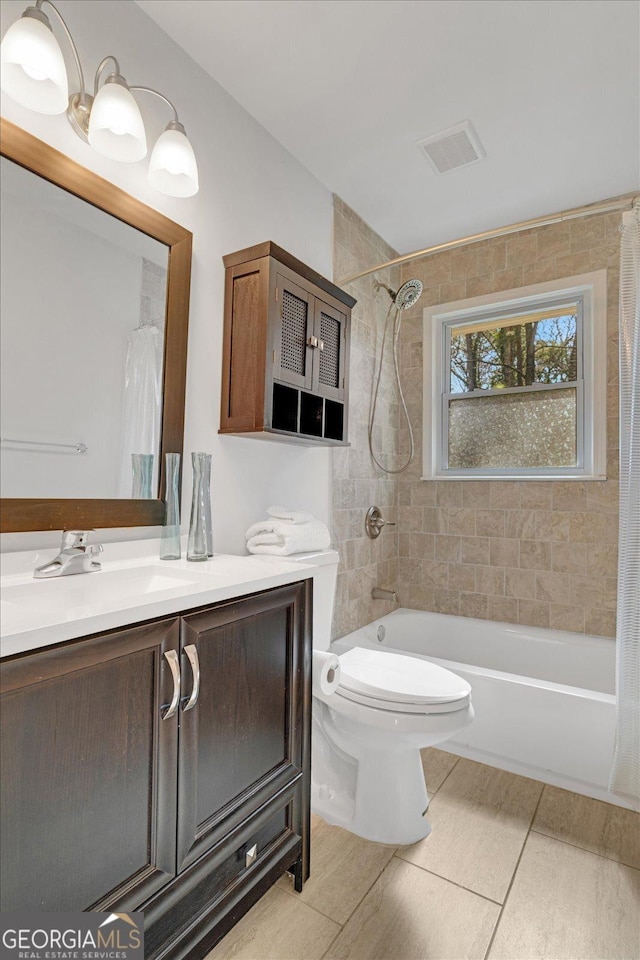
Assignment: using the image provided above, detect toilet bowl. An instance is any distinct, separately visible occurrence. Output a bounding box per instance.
[313,646,473,844]
[289,551,474,845]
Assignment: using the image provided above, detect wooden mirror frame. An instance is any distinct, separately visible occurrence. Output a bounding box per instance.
[0,119,192,533]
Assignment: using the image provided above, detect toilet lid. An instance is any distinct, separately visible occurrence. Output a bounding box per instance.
[338,647,471,705]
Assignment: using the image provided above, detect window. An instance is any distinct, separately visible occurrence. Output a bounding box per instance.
[423,271,607,480]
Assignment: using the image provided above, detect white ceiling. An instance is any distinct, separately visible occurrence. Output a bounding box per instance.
[137,0,640,254]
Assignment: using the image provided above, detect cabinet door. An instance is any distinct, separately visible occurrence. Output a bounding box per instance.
[177,582,309,872]
[273,274,314,390]
[0,619,180,912]
[311,297,347,402]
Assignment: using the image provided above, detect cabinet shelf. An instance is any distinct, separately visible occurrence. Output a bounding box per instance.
[220,242,354,444]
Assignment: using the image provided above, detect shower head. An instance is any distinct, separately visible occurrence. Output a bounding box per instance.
[394,278,423,309]
[375,277,423,310]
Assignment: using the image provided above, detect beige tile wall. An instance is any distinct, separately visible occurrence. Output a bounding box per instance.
[332,198,621,639]
[395,209,621,637]
[331,197,400,638]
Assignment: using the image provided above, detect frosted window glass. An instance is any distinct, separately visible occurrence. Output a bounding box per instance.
[448,387,577,469]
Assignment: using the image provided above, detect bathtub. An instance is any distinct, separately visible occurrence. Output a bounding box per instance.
[331,608,629,809]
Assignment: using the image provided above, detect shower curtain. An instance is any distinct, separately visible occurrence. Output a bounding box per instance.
[118,324,164,497]
[609,201,640,808]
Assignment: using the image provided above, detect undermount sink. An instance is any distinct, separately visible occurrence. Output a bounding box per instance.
[1,564,213,614]
[0,561,232,640]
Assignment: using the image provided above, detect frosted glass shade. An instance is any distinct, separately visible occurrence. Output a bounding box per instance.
[88,80,147,162]
[149,127,199,197]
[0,16,68,114]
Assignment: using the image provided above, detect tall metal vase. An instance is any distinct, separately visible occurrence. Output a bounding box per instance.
[187,452,213,561]
[160,453,181,560]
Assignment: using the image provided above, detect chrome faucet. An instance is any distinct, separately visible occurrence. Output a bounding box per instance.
[371,586,397,602]
[34,530,103,579]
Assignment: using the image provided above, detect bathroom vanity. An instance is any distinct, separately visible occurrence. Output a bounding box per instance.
[0,552,316,960]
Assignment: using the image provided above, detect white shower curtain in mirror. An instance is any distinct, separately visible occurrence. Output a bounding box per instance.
[118,324,164,497]
[609,201,640,808]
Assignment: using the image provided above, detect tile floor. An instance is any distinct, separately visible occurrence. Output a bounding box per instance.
[207,750,640,960]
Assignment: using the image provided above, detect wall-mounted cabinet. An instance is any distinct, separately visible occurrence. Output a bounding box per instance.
[220,242,355,445]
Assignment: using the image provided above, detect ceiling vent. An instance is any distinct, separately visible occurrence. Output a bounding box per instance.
[417,120,485,175]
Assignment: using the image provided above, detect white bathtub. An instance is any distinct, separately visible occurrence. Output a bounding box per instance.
[332,608,629,808]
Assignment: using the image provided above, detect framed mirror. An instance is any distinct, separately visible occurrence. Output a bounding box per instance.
[0,119,192,533]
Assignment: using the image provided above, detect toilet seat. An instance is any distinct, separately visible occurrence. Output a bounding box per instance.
[335,686,470,714]
[336,646,471,714]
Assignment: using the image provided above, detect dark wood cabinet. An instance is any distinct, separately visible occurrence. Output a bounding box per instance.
[220,241,355,445]
[177,584,307,872]
[0,618,180,913]
[0,580,312,960]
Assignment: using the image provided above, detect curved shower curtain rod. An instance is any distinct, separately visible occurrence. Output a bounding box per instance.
[337,192,638,287]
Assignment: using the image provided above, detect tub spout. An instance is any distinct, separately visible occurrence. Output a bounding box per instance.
[372,587,397,602]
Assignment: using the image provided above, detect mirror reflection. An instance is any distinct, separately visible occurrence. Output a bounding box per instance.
[0,157,169,500]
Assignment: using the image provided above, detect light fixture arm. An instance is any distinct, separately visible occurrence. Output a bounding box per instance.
[129,85,181,127]
[93,54,121,96]
[34,0,87,105]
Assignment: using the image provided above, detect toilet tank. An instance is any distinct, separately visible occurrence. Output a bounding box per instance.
[287,550,339,651]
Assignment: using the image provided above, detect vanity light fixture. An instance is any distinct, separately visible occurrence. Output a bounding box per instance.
[87,59,147,163]
[0,0,199,197]
[0,3,69,113]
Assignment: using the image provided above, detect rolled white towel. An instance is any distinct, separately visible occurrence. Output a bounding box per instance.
[267,505,314,524]
[245,518,331,556]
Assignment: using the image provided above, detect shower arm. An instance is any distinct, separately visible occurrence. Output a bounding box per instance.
[374,280,397,300]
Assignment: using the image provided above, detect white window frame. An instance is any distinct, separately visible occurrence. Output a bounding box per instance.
[422,270,608,481]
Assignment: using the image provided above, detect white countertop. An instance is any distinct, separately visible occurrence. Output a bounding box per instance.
[0,540,326,658]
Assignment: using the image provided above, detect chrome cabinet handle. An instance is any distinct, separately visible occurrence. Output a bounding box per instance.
[182,644,200,712]
[162,650,181,720]
[245,844,258,868]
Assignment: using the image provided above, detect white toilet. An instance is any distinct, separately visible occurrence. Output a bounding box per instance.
[291,551,474,845]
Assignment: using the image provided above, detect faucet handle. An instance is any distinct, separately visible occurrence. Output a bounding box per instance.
[365,507,396,540]
[86,544,103,558]
[61,530,94,550]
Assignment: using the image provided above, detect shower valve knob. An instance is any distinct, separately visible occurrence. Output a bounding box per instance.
[365,506,395,539]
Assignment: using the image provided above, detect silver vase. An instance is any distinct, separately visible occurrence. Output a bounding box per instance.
[187,452,213,561]
[132,453,154,499]
[160,453,181,560]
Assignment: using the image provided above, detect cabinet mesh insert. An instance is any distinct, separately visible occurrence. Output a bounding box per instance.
[281,290,308,376]
[319,313,341,388]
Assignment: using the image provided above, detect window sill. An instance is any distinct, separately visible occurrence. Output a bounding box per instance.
[421,474,608,482]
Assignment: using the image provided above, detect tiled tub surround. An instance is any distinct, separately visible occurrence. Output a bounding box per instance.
[395,207,622,637]
[331,197,401,639]
[206,750,640,960]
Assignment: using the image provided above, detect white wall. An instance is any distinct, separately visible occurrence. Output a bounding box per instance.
[0,0,333,553]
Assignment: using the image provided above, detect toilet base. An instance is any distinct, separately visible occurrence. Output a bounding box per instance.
[312,706,434,845]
